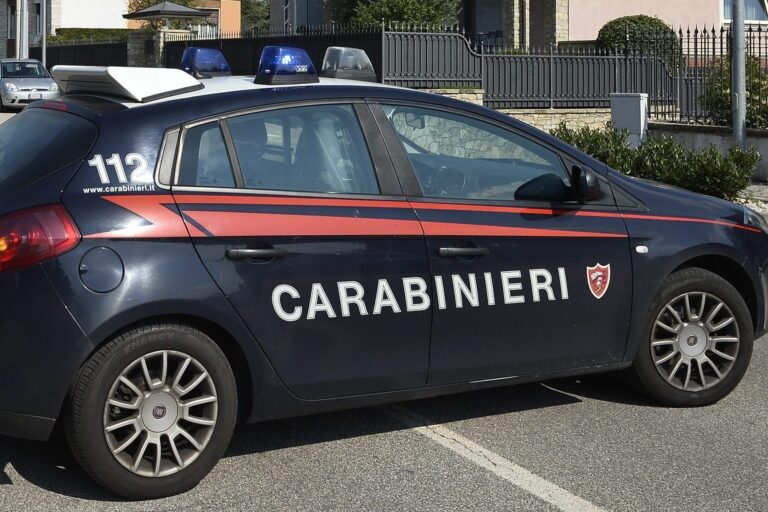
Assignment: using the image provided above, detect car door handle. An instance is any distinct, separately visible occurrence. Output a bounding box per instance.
[437,247,490,258]
[226,248,288,260]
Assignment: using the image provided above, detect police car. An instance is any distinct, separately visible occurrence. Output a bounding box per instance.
[0,45,765,499]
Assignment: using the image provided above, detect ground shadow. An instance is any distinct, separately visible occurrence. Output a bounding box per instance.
[0,372,648,502]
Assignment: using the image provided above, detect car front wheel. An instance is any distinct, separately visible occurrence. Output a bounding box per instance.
[66,324,238,499]
[631,267,754,407]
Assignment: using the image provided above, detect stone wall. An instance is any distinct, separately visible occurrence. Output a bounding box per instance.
[502,0,530,49]
[417,89,485,106]
[0,1,7,58]
[502,108,611,131]
[649,122,768,181]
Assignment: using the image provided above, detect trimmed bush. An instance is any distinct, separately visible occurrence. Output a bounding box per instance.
[551,123,758,201]
[352,0,460,25]
[48,28,131,45]
[596,15,678,53]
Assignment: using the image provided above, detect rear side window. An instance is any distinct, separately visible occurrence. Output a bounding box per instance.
[227,104,379,195]
[0,108,97,198]
[177,122,236,188]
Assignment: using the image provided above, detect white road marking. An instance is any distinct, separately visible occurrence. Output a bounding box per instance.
[385,405,608,512]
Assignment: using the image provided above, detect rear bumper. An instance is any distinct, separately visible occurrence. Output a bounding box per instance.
[0,264,93,441]
[0,410,55,441]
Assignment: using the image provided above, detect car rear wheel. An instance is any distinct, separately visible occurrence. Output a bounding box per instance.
[66,324,237,499]
[631,268,753,406]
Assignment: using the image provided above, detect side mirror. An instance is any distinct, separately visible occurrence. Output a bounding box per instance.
[572,165,602,202]
[405,112,426,129]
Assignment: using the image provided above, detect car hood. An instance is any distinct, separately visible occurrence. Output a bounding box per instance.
[609,172,746,225]
[1,77,53,88]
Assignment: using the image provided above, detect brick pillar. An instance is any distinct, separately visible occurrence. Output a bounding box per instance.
[0,0,7,58]
[502,0,529,49]
[530,0,569,49]
[128,29,191,68]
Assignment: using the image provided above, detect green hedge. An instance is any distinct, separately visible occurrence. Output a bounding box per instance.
[550,123,758,201]
[48,28,132,45]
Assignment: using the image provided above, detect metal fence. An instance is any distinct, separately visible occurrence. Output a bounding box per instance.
[31,23,768,127]
[29,42,127,67]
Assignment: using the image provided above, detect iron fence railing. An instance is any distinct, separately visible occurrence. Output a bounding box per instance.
[28,23,768,127]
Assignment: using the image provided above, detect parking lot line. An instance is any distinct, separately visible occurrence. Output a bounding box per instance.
[385,405,608,512]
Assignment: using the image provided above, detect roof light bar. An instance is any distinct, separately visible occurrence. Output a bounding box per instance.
[254,46,319,86]
[320,47,377,82]
[181,47,232,79]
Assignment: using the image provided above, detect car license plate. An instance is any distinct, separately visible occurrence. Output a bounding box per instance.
[29,93,42,100]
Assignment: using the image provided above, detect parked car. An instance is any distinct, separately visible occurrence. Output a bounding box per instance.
[0,58,60,110]
[0,47,765,499]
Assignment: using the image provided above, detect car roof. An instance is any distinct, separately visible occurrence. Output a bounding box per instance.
[116,75,401,109]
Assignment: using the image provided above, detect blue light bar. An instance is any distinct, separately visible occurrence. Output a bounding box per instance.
[255,46,319,85]
[181,47,232,78]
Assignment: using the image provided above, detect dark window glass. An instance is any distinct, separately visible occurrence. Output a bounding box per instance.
[1,61,49,78]
[0,108,97,199]
[178,122,236,188]
[227,104,379,195]
[382,105,572,202]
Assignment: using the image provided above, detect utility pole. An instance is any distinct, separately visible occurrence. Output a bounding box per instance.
[15,0,29,59]
[42,0,47,67]
[733,0,747,148]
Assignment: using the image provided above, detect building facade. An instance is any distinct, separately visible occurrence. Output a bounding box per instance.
[1,0,241,58]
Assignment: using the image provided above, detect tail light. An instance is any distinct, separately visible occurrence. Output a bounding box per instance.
[0,204,80,273]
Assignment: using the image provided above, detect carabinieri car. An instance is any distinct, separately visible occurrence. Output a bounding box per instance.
[0,46,766,499]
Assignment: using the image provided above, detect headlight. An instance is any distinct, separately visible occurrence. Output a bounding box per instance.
[744,205,768,233]
[4,83,18,92]
[49,82,58,91]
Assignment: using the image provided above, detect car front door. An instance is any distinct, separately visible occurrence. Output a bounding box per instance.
[373,103,633,385]
[171,102,432,399]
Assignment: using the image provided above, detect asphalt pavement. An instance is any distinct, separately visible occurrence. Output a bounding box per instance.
[0,113,15,124]
[0,337,766,512]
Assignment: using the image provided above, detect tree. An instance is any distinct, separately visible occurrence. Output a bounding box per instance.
[126,0,203,30]
[351,0,460,26]
[324,0,357,24]
[241,0,270,32]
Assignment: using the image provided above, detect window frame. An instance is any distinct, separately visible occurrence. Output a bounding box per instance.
[369,100,618,209]
[722,0,768,23]
[169,99,403,198]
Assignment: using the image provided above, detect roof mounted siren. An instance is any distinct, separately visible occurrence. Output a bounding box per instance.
[181,47,232,79]
[254,46,319,85]
[319,47,377,83]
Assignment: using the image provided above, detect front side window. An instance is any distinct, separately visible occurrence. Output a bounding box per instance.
[178,122,236,188]
[382,105,572,202]
[227,104,379,195]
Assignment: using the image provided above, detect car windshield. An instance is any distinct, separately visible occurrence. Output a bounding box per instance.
[1,62,48,79]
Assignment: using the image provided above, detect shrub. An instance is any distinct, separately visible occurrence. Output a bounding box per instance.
[703,55,768,129]
[596,15,678,54]
[48,28,131,45]
[352,0,460,25]
[551,123,758,201]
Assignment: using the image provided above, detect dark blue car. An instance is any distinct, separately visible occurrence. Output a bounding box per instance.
[0,48,765,499]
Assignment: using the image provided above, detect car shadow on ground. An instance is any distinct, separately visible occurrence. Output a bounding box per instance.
[0,372,650,502]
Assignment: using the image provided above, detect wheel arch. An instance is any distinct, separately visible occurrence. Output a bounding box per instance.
[672,254,758,332]
[61,313,254,427]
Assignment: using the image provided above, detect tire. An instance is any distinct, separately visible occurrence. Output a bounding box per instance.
[66,324,238,499]
[630,267,753,407]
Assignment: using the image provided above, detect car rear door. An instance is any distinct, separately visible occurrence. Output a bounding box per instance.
[170,101,432,399]
[372,102,633,385]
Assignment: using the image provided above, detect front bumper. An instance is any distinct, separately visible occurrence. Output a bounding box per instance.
[1,90,60,108]
[0,264,93,441]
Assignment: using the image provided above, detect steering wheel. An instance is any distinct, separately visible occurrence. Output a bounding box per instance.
[423,165,466,197]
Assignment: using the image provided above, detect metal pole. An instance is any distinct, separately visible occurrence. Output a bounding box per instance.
[20,0,29,59]
[733,0,747,148]
[15,0,21,58]
[42,0,47,67]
